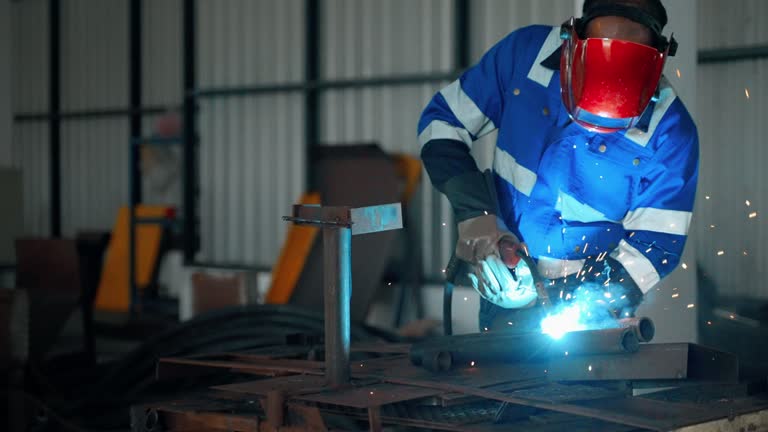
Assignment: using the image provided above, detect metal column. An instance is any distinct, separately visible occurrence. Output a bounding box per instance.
[284,203,403,387]
[323,226,352,384]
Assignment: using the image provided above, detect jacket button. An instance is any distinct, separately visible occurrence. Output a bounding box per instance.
[542,107,550,116]
[598,144,607,153]
[513,88,521,96]
[633,158,640,166]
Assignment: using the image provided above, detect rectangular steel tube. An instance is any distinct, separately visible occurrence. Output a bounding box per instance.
[324,226,352,386]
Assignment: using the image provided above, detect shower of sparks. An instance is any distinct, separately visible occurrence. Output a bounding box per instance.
[682,263,688,269]
[672,293,679,298]
[749,212,758,218]
[745,88,751,99]
[687,304,695,309]
[717,250,725,256]
[676,68,681,78]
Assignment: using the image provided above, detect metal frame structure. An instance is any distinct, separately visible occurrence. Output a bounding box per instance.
[283,203,404,386]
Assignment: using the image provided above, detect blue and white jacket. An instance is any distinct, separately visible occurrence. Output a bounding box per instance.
[418,25,699,293]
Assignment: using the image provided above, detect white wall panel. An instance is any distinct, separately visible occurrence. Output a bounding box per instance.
[470,0,575,61]
[198,94,304,267]
[197,0,304,88]
[143,0,182,107]
[11,123,49,236]
[60,118,129,236]
[696,59,768,299]
[61,0,128,110]
[698,0,768,49]
[695,1,768,300]
[11,0,49,114]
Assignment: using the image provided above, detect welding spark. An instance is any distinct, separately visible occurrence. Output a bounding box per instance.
[707,321,712,325]
[442,222,446,226]
[662,259,668,264]
[629,232,635,238]
[508,321,514,326]
[706,196,710,200]
[717,251,725,256]
[672,293,679,298]
[588,365,593,372]
[540,304,588,340]
[745,88,751,99]
[463,297,468,301]
[604,292,612,299]
[746,200,751,206]
[682,263,688,269]
[687,304,695,309]
[470,361,476,367]
[743,251,749,256]
[676,68,681,78]
[565,351,569,356]
[749,212,758,218]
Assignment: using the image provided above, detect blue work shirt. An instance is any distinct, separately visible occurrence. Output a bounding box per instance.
[418,25,699,293]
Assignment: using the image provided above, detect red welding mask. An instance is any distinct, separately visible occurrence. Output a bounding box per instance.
[559,16,675,133]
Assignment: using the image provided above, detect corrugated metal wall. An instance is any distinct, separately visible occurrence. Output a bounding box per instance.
[696,0,768,299]
[196,0,305,265]
[60,0,130,236]
[11,0,50,236]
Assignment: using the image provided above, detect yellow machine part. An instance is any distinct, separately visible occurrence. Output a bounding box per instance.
[266,193,321,304]
[94,205,170,312]
[265,155,421,305]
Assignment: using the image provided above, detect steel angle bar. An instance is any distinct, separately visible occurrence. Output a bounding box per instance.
[547,343,738,382]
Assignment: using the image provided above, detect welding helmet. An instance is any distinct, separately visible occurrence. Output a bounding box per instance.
[559,2,677,133]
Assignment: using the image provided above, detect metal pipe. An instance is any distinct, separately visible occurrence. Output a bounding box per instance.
[411,328,639,370]
[618,317,655,343]
[323,226,352,386]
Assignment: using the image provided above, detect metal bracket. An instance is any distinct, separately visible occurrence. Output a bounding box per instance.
[284,203,403,387]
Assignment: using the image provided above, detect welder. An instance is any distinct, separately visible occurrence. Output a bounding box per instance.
[418,0,699,331]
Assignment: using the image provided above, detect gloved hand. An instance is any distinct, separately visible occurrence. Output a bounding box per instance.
[597,257,644,318]
[438,169,537,309]
[455,214,538,309]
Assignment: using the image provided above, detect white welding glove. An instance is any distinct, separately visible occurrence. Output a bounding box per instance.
[455,214,538,309]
